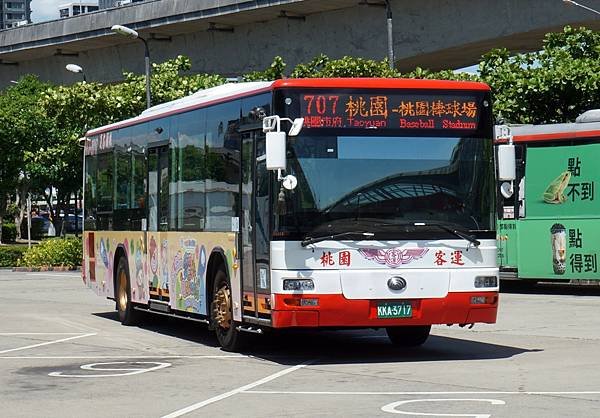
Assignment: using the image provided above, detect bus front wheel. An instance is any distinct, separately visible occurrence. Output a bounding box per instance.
[211,268,246,352]
[116,257,139,326]
[386,325,431,347]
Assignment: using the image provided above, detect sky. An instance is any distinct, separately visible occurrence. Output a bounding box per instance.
[31,0,76,22]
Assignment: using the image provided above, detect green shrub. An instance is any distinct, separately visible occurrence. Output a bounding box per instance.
[1,223,17,243]
[0,245,27,267]
[20,238,82,269]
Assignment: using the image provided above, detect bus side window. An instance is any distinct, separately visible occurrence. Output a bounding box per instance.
[84,153,97,231]
[205,101,241,232]
[96,151,114,230]
[173,108,206,231]
[148,150,158,232]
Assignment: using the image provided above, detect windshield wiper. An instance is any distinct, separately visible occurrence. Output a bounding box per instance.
[301,231,375,247]
[300,221,480,247]
[412,222,480,247]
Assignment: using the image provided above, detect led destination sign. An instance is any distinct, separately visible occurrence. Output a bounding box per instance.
[299,93,483,131]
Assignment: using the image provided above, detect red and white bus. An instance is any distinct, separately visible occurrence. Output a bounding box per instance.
[82,78,499,351]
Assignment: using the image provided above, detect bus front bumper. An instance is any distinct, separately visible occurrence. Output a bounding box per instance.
[270,291,498,328]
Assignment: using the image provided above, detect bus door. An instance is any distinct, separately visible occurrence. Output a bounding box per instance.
[147,145,170,304]
[241,131,271,322]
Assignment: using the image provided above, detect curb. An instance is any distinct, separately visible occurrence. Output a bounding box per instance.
[12,266,82,272]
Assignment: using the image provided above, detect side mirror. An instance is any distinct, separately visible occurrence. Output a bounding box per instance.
[497,144,516,181]
[288,118,304,137]
[500,181,514,199]
[266,131,287,171]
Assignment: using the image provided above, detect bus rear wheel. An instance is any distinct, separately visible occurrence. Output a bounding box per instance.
[211,268,246,352]
[116,257,139,326]
[386,325,431,347]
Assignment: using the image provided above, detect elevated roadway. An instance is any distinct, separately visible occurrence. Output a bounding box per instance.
[0,0,599,87]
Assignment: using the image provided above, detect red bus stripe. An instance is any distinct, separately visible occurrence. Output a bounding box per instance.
[498,129,600,143]
[272,78,490,91]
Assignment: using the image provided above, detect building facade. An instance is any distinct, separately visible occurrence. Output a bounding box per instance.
[59,2,99,18]
[99,0,146,9]
[0,0,30,29]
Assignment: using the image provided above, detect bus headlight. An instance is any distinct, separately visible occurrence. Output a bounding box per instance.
[283,279,314,291]
[474,276,498,288]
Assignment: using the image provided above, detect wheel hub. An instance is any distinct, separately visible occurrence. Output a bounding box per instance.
[118,270,128,312]
[213,286,232,330]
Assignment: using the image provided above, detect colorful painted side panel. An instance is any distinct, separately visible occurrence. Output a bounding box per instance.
[82,231,147,301]
[82,231,240,316]
[497,219,518,269]
[515,219,600,280]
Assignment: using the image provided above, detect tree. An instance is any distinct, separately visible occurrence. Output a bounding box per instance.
[479,26,600,124]
[244,53,478,81]
[39,55,226,225]
[0,75,53,241]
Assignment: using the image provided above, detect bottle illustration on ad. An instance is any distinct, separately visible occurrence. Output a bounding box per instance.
[550,223,567,274]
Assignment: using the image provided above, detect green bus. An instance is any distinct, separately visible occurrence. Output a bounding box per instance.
[496,110,600,283]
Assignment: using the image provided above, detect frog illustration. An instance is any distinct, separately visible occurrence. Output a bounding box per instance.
[543,171,571,204]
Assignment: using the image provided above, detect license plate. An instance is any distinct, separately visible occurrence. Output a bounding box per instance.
[377,301,412,319]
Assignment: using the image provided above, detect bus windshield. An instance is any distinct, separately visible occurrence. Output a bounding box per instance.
[274,135,495,239]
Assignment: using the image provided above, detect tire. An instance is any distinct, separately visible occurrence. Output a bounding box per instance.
[115,256,139,326]
[211,268,246,352]
[386,325,431,347]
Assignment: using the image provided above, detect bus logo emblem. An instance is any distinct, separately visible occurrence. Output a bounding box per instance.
[387,276,407,291]
[358,248,429,268]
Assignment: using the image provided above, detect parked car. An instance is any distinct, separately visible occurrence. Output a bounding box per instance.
[20,215,51,240]
[62,213,83,233]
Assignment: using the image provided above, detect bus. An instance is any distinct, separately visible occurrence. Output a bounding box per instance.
[496,110,600,283]
[82,78,499,351]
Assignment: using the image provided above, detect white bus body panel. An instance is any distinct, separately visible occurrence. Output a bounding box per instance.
[270,239,499,299]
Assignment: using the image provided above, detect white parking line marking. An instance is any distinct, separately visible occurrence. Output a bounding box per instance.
[49,361,171,378]
[25,273,80,277]
[0,333,96,354]
[0,333,83,336]
[0,355,246,359]
[243,390,600,395]
[160,360,314,418]
[381,398,505,417]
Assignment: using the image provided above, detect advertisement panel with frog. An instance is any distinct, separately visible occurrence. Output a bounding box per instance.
[515,143,600,280]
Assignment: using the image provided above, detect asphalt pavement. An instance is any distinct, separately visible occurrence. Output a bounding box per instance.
[1,270,599,417]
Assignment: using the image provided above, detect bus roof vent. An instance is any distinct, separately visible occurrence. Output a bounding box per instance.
[575,109,600,123]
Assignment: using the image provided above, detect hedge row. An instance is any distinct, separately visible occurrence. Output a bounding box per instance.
[19,238,82,269]
[0,245,27,267]
[1,223,17,243]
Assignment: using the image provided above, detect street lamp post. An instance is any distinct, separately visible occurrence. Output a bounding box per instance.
[384,0,394,69]
[360,1,394,69]
[111,24,151,109]
[66,63,86,82]
[563,0,600,16]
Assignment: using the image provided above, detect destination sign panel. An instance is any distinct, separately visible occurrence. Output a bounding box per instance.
[299,93,483,131]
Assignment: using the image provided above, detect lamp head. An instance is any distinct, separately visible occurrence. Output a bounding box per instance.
[66,64,83,74]
[111,24,139,39]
